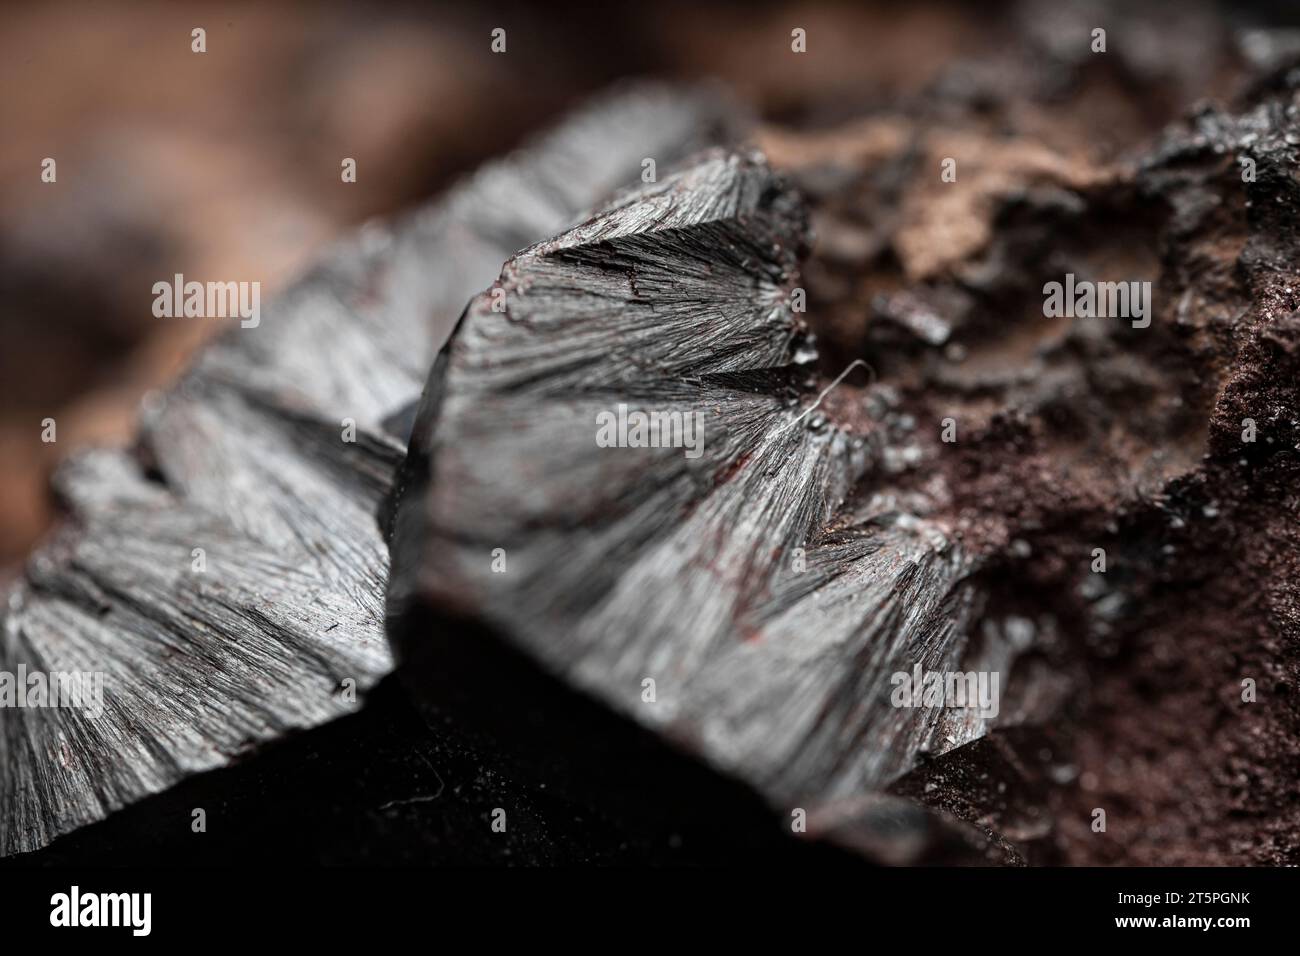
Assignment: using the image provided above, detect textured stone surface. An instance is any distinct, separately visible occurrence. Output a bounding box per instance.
[387,150,1004,847]
[0,84,734,856]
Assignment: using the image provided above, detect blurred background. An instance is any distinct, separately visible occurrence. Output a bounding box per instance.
[1,0,1293,570]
